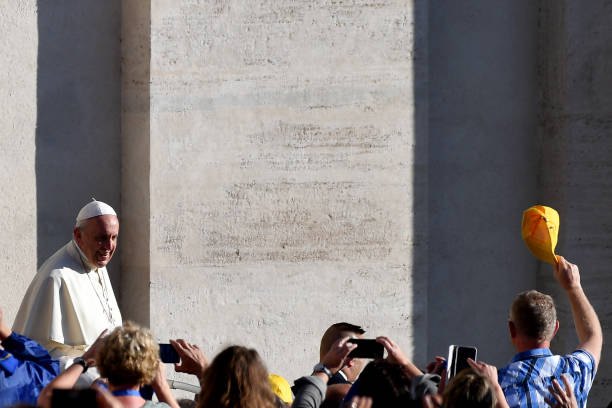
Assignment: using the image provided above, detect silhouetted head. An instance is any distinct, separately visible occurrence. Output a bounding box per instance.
[353,359,417,407]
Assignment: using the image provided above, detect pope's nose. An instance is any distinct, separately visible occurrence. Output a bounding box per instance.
[100,239,113,250]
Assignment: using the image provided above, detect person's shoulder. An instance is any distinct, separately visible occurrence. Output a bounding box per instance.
[564,349,596,369]
[561,350,597,395]
[497,362,515,385]
[40,242,83,278]
[497,356,537,387]
[498,357,519,376]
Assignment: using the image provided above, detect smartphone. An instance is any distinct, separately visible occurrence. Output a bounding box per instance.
[52,389,97,408]
[159,343,180,363]
[446,345,477,380]
[347,339,384,359]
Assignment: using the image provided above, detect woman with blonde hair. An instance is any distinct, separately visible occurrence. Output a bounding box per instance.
[38,321,179,408]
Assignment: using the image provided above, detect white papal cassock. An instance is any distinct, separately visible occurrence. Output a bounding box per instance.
[12,239,122,359]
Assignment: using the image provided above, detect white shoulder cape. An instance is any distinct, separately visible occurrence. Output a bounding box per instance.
[12,241,122,348]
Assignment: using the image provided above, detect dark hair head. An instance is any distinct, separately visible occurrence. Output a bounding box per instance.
[354,359,416,408]
[320,322,365,359]
[511,290,557,341]
[197,345,276,408]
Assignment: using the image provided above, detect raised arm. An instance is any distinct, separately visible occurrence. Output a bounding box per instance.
[467,359,509,408]
[376,336,423,379]
[2,306,55,366]
[151,361,180,408]
[0,307,12,341]
[37,330,107,408]
[554,256,602,366]
[293,336,357,408]
[170,338,208,380]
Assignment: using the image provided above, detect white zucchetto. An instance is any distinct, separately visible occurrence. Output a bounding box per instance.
[76,199,117,224]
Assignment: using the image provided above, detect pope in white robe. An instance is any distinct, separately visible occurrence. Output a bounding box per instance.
[12,200,122,381]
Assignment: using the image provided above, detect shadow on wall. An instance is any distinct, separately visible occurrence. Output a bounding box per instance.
[411,0,429,369]
[35,1,122,285]
[426,1,539,367]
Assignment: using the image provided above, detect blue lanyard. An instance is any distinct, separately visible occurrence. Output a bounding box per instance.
[111,389,142,397]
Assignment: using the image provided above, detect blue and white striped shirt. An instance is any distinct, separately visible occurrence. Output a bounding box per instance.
[498,348,596,408]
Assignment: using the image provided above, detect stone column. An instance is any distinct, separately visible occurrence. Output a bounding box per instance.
[538,0,612,403]
[121,0,152,326]
[145,0,427,380]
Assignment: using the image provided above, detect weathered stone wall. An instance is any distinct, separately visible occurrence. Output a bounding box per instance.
[147,0,427,381]
[0,1,38,324]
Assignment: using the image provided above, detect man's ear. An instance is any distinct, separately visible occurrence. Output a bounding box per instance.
[552,320,560,337]
[344,357,354,368]
[73,227,81,242]
[508,320,517,338]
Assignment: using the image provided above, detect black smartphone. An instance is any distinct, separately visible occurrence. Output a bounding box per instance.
[159,343,180,363]
[52,388,97,408]
[446,345,477,380]
[347,339,384,359]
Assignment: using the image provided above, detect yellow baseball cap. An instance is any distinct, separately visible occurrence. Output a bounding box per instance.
[521,205,559,264]
[269,374,293,403]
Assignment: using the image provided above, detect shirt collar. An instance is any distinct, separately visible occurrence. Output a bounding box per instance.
[337,369,349,382]
[72,240,96,272]
[511,348,553,363]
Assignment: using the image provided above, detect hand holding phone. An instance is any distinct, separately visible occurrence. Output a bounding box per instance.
[159,343,180,363]
[446,345,477,380]
[347,339,384,359]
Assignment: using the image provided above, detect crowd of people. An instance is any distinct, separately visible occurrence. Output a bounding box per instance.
[0,201,603,408]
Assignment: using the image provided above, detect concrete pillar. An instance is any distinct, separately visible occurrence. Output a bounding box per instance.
[121,0,152,326]
[428,1,539,366]
[147,0,427,380]
[0,1,38,324]
[538,0,612,403]
[536,0,570,353]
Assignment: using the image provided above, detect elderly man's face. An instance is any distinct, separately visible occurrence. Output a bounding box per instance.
[74,215,119,268]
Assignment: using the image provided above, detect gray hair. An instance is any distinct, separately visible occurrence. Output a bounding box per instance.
[75,218,87,230]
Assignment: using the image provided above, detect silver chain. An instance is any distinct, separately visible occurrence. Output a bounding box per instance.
[80,256,116,327]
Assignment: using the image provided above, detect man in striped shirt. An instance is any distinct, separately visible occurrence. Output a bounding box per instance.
[498,256,602,408]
